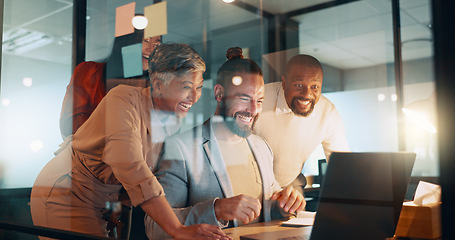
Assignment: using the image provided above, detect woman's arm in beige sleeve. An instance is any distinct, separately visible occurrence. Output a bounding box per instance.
[141,195,229,239]
[141,195,182,236]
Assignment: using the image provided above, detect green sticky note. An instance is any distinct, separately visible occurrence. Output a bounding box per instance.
[121,43,143,78]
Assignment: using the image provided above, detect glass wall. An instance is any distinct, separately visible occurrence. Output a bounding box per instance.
[0,0,269,188]
[85,0,269,132]
[1,0,434,190]
[284,0,437,177]
[0,0,73,239]
[399,0,436,176]
[0,0,438,238]
[0,0,73,189]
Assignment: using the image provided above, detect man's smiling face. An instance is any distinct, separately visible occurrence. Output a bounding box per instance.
[219,73,264,137]
[282,64,323,117]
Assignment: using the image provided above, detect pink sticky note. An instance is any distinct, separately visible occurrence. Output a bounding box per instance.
[115,2,136,37]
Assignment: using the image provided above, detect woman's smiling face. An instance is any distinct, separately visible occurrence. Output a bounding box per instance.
[154,71,204,118]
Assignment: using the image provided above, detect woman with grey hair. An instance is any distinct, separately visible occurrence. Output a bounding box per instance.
[31,43,229,239]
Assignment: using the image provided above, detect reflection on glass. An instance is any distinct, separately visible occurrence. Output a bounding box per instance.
[400,0,437,176]
[0,0,439,239]
[402,92,437,134]
[288,0,436,177]
[132,15,148,30]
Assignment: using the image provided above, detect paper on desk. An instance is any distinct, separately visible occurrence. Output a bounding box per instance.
[281,211,316,226]
[405,181,441,206]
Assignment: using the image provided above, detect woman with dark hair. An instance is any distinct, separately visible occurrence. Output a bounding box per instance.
[31,43,229,240]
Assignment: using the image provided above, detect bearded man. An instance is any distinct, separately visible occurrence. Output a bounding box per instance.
[253,54,350,191]
[145,49,306,239]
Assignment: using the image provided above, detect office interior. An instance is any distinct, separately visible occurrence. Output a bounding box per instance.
[0,0,454,239]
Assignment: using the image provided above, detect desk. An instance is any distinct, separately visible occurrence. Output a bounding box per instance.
[222,220,440,240]
[223,220,312,240]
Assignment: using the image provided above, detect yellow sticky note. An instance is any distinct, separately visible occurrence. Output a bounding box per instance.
[115,2,136,37]
[144,2,167,39]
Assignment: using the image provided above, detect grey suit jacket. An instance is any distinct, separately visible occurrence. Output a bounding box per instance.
[145,119,284,239]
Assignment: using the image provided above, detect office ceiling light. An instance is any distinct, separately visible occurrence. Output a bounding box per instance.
[132,15,148,30]
[232,76,242,86]
[23,77,33,87]
[1,98,10,106]
[29,140,44,152]
[2,28,53,54]
[223,0,235,3]
[391,94,397,102]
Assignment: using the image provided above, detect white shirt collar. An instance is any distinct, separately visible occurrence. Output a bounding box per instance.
[151,110,181,143]
[274,83,319,118]
[275,84,293,115]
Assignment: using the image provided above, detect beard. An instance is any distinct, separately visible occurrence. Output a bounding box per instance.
[226,112,258,138]
[220,100,258,138]
[290,97,315,117]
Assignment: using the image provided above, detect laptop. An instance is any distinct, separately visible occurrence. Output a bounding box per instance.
[240,152,416,240]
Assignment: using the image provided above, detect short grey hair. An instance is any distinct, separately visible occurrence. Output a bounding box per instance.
[148,43,206,85]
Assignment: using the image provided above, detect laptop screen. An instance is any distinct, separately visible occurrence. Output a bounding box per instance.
[310,152,416,240]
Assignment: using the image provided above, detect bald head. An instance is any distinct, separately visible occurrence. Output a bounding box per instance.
[285,54,322,78]
[282,54,323,117]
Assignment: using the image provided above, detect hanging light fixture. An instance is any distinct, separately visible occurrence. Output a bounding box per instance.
[132,15,148,30]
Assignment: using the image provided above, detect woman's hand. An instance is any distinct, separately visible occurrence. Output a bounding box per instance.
[173,224,231,240]
[141,196,231,239]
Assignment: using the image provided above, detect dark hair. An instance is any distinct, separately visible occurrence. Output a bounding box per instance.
[216,47,262,87]
[148,43,206,85]
[105,29,145,79]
